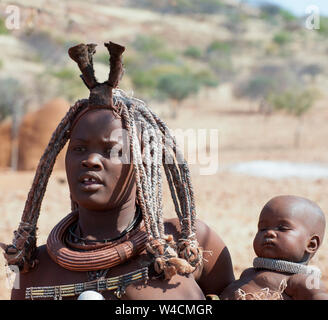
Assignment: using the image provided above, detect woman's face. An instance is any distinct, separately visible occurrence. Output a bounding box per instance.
[65,108,135,211]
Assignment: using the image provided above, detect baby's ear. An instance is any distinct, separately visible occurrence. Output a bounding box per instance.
[306,235,320,254]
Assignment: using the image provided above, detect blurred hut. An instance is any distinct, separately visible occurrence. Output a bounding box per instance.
[0,98,70,170]
[0,120,12,168]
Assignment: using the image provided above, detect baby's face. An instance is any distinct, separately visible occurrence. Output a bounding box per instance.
[65,108,135,211]
[253,202,312,262]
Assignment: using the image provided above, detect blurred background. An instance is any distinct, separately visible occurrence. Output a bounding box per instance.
[1,0,328,299]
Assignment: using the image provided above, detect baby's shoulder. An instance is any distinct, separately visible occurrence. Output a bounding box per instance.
[240,267,257,279]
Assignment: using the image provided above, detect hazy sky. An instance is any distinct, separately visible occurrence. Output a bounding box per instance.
[245,0,328,16]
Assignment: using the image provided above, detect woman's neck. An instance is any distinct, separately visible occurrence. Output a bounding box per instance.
[76,199,137,241]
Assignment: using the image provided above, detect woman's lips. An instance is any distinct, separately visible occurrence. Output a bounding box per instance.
[80,183,103,191]
[78,172,103,191]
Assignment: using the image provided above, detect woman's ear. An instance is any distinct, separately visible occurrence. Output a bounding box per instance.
[306,235,320,254]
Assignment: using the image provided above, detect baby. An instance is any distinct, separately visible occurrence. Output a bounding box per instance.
[220,195,328,300]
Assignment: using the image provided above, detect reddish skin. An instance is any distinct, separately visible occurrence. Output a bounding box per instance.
[285,273,328,300]
[11,109,234,300]
[220,195,327,300]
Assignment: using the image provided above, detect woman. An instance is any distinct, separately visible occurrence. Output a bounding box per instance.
[5,42,234,300]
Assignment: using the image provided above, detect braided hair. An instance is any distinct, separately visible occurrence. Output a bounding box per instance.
[4,42,203,279]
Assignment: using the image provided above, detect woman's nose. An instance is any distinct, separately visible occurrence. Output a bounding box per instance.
[81,153,102,170]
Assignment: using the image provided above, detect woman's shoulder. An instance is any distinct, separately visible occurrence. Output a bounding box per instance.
[10,244,68,300]
[164,217,225,249]
[164,217,234,295]
[9,244,45,300]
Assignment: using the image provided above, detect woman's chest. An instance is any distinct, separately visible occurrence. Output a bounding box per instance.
[33,257,205,300]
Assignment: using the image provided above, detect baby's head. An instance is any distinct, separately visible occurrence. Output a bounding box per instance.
[253,195,326,263]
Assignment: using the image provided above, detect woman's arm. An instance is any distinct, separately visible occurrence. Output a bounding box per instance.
[194,219,235,296]
[11,271,32,300]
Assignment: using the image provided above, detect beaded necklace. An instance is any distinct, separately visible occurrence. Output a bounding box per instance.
[25,266,149,300]
[253,257,321,277]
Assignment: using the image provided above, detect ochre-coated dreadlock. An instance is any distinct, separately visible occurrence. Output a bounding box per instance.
[4,41,202,279]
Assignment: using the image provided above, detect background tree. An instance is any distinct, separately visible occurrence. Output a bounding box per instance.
[156,72,200,118]
[234,64,300,114]
[268,88,318,148]
[0,78,27,170]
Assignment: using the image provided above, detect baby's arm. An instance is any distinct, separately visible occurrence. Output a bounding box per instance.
[285,274,328,300]
[219,268,255,300]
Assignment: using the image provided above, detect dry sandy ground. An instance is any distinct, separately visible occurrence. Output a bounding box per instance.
[1,100,328,300]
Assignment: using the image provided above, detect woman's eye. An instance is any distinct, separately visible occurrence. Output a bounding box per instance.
[105,147,122,158]
[73,146,86,152]
[104,148,112,156]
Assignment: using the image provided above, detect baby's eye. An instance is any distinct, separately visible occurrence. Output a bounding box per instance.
[278,225,290,231]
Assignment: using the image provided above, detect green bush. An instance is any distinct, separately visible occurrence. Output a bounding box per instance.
[123,35,219,102]
[273,31,291,46]
[268,89,316,117]
[0,18,9,35]
[279,9,296,22]
[238,75,277,100]
[268,88,317,147]
[183,46,203,59]
[153,49,177,63]
[318,17,328,36]
[157,72,200,101]
[207,40,231,54]
[132,35,165,53]
[194,70,218,87]
[234,63,305,113]
[130,0,223,15]
[130,69,158,92]
[259,4,296,24]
